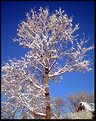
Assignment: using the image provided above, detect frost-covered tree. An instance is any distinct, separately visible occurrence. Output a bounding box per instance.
[2,7,94,119]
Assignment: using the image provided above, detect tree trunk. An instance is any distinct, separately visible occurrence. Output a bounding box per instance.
[58,106,60,118]
[44,66,51,119]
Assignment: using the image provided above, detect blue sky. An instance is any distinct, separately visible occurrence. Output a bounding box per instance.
[1,1,94,101]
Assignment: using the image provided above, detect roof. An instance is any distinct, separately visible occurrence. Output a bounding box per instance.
[79,102,94,112]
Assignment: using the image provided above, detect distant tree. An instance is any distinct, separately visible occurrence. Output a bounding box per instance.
[67,91,94,112]
[2,7,93,119]
[51,97,67,118]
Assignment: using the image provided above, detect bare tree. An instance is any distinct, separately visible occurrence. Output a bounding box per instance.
[51,97,67,118]
[2,7,93,119]
[67,91,94,112]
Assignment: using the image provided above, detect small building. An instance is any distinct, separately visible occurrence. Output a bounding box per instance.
[77,102,95,119]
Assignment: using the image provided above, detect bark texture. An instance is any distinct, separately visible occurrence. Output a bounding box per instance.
[44,59,51,119]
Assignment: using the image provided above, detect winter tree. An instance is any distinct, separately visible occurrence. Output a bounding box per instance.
[67,91,94,112]
[51,97,67,118]
[2,7,94,119]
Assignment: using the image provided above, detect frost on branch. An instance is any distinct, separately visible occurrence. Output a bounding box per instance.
[2,7,94,119]
[14,8,79,49]
[2,58,46,118]
[13,7,93,78]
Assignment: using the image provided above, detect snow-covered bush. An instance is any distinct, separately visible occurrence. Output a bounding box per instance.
[65,110,92,119]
